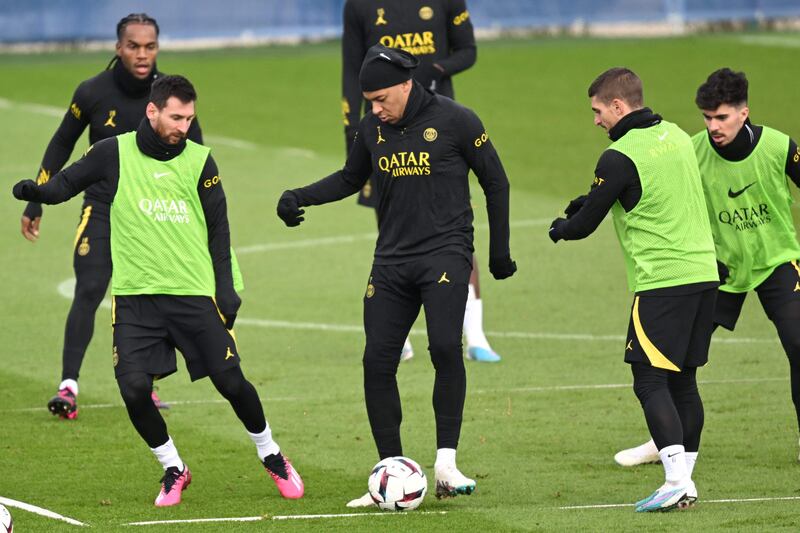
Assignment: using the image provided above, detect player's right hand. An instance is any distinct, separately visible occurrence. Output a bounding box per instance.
[12,179,39,202]
[21,215,41,242]
[564,195,587,218]
[276,190,305,227]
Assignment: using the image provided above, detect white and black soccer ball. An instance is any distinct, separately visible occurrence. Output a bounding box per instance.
[0,504,12,533]
[367,456,427,511]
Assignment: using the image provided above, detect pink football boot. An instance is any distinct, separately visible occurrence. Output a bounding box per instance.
[154,465,191,507]
[263,453,304,499]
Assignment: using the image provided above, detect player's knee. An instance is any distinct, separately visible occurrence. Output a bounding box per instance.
[363,351,398,387]
[668,367,698,396]
[210,367,248,399]
[74,273,110,304]
[428,341,461,365]
[631,363,669,404]
[117,373,152,407]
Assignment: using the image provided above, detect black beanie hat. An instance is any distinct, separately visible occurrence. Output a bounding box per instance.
[359,44,420,92]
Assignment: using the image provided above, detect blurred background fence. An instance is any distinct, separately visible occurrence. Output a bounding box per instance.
[0,0,798,44]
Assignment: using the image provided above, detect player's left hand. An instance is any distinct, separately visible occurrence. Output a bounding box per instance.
[549,217,567,243]
[277,190,305,227]
[489,255,517,280]
[12,179,39,202]
[422,63,445,92]
[716,260,729,285]
[216,289,241,330]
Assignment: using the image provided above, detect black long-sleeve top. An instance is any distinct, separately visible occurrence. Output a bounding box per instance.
[24,59,203,219]
[342,0,476,150]
[559,111,800,242]
[22,119,232,296]
[293,81,510,265]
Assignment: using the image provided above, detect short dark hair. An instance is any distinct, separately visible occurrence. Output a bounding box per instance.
[116,13,159,41]
[149,75,197,109]
[695,68,748,110]
[587,67,643,108]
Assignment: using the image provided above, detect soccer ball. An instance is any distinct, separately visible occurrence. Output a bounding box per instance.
[0,504,12,533]
[367,456,427,511]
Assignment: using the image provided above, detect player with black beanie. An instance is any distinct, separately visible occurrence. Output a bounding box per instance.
[278,44,516,506]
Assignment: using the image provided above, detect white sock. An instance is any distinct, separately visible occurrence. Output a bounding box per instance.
[658,444,688,484]
[248,423,280,460]
[435,448,456,468]
[463,285,490,349]
[685,451,698,478]
[150,436,184,471]
[59,379,78,395]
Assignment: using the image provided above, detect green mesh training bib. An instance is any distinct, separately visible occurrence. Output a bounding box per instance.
[694,126,800,293]
[111,132,217,295]
[610,121,718,292]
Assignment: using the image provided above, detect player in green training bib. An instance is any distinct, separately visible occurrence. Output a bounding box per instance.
[549,68,719,512]
[616,68,800,466]
[12,76,304,506]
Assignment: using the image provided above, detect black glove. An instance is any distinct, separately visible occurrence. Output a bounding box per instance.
[564,195,587,218]
[216,289,241,330]
[420,63,445,92]
[549,217,568,243]
[489,255,517,280]
[12,180,40,202]
[717,260,729,286]
[276,190,305,227]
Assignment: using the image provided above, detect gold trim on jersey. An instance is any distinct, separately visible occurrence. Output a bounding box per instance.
[632,296,680,372]
[73,205,93,251]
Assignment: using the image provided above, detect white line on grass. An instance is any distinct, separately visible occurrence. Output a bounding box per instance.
[0,97,273,151]
[559,495,800,510]
[0,97,63,117]
[0,496,87,526]
[54,278,779,346]
[10,395,299,414]
[11,377,787,414]
[235,218,552,255]
[203,134,258,150]
[485,377,787,394]
[124,511,447,526]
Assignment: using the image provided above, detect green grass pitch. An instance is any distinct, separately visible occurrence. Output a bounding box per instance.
[1,33,800,531]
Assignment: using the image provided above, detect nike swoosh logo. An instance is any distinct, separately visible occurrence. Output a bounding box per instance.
[728,182,756,198]
[379,53,391,60]
[667,453,680,458]
[658,131,669,141]
[153,171,172,179]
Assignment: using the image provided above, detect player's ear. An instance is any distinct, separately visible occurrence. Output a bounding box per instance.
[740,105,750,122]
[145,102,158,120]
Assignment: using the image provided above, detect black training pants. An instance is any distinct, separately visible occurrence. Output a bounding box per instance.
[362,252,472,458]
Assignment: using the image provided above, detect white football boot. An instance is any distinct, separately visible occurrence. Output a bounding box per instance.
[346,492,374,508]
[434,464,476,498]
[635,479,696,512]
[614,438,660,466]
